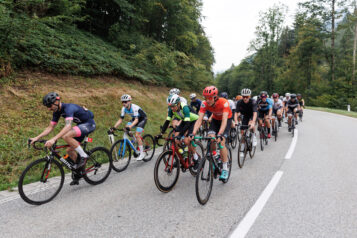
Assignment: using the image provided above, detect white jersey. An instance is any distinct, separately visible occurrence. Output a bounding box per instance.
[228,99,236,111]
[180,96,187,104]
[273,99,283,110]
[283,97,290,104]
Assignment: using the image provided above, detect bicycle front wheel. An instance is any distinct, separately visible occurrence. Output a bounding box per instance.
[237,141,247,168]
[189,141,205,176]
[110,139,131,172]
[195,156,213,205]
[18,158,64,205]
[154,150,180,193]
[83,147,112,185]
[142,134,156,162]
[230,128,238,149]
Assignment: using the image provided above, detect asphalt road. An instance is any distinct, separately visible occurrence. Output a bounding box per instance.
[0,109,356,238]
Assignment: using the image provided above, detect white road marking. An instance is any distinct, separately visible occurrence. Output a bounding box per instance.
[284,129,298,159]
[230,171,284,238]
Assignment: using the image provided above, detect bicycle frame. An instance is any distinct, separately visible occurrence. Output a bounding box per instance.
[165,138,194,171]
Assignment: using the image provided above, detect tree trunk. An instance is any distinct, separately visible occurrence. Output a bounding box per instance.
[353,8,357,92]
[331,0,335,81]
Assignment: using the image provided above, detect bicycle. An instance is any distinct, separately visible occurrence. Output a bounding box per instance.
[195,136,232,205]
[258,122,269,151]
[298,109,303,122]
[289,112,297,137]
[108,128,155,172]
[19,138,112,205]
[228,125,238,149]
[154,136,204,193]
[237,125,256,168]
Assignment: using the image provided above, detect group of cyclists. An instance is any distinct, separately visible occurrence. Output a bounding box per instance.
[28,86,305,187]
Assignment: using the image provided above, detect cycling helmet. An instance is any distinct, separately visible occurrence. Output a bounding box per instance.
[167,94,181,106]
[252,95,258,101]
[272,93,279,98]
[285,93,290,97]
[43,92,60,107]
[169,88,180,95]
[220,92,228,99]
[241,88,251,96]
[260,91,268,97]
[297,93,302,97]
[236,95,243,100]
[290,94,297,99]
[121,94,132,102]
[203,86,218,97]
[190,93,197,99]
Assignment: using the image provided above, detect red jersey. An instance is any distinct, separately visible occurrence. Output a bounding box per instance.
[199,97,232,120]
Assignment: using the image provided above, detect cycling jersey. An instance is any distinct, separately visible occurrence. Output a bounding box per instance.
[257,98,273,111]
[190,99,202,114]
[273,99,283,110]
[298,99,305,107]
[199,98,232,120]
[167,102,199,122]
[51,103,94,125]
[236,99,258,126]
[286,99,299,109]
[180,96,187,104]
[228,99,236,113]
[120,104,147,121]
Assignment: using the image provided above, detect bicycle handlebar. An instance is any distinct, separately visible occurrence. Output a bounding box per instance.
[191,136,224,149]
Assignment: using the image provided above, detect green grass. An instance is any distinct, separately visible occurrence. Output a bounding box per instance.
[0,73,199,191]
[307,106,357,118]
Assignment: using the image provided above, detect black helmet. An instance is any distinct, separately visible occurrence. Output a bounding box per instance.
[43,92,60,107]
[220,92,228,99]
[290,94,297,99]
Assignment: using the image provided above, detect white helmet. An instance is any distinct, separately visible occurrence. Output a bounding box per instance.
[121,94,132,102]
[169,88,180,95]
[190,93,197,99]
[241,88,251,96]
[285,93,290,97]
[253,96,258,101]
[167,94,181,106]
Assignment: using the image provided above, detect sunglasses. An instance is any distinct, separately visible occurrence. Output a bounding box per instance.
[261,96,267,98]
[122,101,129,104]
[243,96,249,99]
[204,96,215,100]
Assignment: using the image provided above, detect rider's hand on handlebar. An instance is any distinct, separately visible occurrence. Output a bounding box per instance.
[44,138,56,148]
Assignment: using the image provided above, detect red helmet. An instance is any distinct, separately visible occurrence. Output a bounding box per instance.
[272,93,279,98]
[203,86,218,97]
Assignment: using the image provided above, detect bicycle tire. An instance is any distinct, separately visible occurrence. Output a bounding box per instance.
[189,141,205,176]
[18,158,64,205]
[83,147,112,185]
[195,156,213,205]
[230,128,238,149]
[142,134,156,162]
[110,139,131,172]
[237,141,247,168]
[260,131,264,151]
[154,150,180,193]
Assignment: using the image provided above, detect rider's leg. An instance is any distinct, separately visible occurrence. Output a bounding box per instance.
[63,127,88,162]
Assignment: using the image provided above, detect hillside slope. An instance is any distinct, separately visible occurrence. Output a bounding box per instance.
[0,72,197,191]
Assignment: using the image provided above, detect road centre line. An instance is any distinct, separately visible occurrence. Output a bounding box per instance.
[284,129,298,159]
[230,171,284,238]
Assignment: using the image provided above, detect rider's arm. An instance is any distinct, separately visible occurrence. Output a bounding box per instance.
[114,107,125,128]
[161,108,173,134]
[192,112,204,135]
[31,121,56,142]
[51,119,73,141]
[129,118,139,128]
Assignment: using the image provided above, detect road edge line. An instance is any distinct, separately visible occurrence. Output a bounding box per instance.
[284,129,298,159]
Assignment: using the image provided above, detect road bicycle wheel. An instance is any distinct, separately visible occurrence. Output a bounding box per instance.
[83,147,112,185]
[18,158,64,205]
[230,127,238,149]
[110,139,131,172]
[195,156,213,205]
[237,140,247,168]
[274,120,278,142]
[259,130,264,151]
[222,146,232,183]
[142,134,156,162]
[189,141,205,176]
[164,130,174,151]
[154,150,180,193]
[249,133,256,159]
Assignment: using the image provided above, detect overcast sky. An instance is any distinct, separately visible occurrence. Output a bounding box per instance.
[201,0,304,73]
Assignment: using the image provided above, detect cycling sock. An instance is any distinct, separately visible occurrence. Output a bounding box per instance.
[75,146,88,158]
[139,145,143,153]
[240,143,245,151]
[193,152,198,160]
[223,162,228,170]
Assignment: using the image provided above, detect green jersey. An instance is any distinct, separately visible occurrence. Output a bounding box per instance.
[167,102,198,122]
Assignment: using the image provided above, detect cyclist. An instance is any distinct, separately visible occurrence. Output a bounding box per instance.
[236,88,258,158]
[297,93,305,118]
[283,93,290,119]
[220,92,238,127]
[190,93,202,114]
[30,92,96,185]
[191,86,233,181]
[285,94,301,131]
[257,91,273,138]
[159,94,200,168]
[272,93,283,128]
[169,88,187,104]
[111,94,147,161]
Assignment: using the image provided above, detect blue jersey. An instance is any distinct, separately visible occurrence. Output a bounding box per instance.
[257,98,273,111]
[190,99,202,113]
[51,103,94,125]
